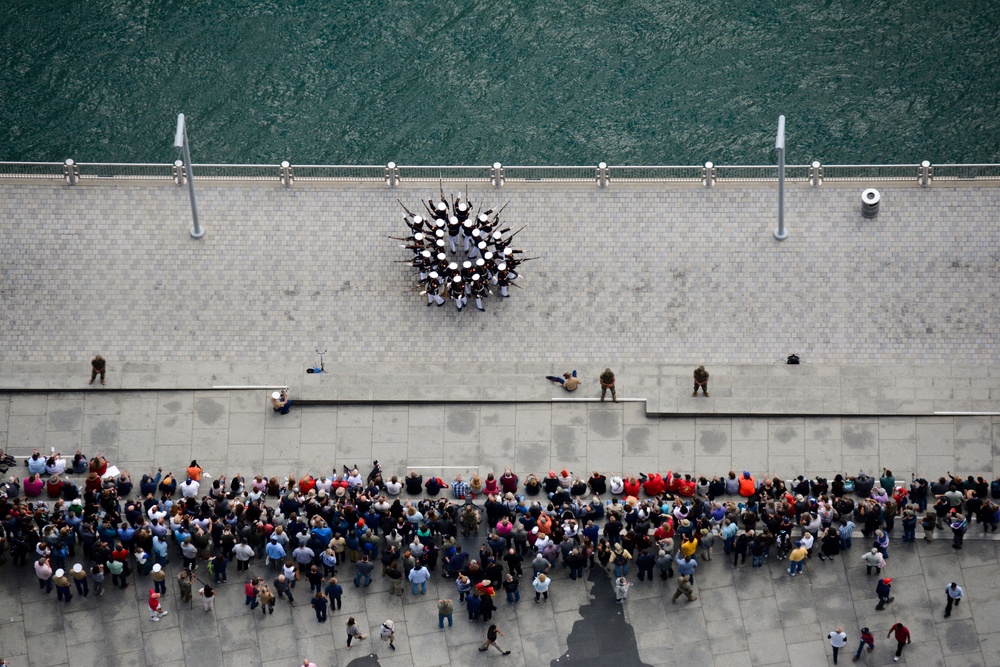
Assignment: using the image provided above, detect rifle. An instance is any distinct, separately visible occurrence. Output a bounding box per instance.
[489,201,510,222]
[397,199,416,217]
[422,200,435,217]
[439,177,445,206]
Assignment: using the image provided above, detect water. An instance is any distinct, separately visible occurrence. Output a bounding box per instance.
[2,0,999,166]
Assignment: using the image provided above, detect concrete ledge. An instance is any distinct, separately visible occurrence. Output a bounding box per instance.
[1,363,998,417]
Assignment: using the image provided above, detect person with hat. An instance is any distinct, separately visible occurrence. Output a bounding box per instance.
[788,540,808,576]
[671,574,698,603]
[886,622,910,661]
[70,563,89,597]
[852,626,875,661]
[271,388,291,415]
[949,511,968,549]
[151,563,167,594]
[379,619,396,651]
[448,276,466,310]
[875,578,894,610]
[423,271,445,306]
[53,568,73,603]
[148,589,169,622]
[471,273,489,311]
[265,534,286,570]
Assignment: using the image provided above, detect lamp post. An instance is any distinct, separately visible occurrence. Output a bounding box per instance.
[174,113,204,239]
[774,115,787,241]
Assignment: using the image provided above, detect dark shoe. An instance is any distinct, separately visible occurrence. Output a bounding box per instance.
[503,651,511,655]
[479,648,488,652]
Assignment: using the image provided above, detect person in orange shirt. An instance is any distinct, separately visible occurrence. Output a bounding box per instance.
[186,460,203,482]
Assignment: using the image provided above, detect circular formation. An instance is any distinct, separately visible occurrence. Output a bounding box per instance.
[397,193,530,312]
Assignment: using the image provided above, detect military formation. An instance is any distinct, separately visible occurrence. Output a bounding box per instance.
[395,189,530,312]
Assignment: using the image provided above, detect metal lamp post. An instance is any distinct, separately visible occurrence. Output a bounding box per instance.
[174,113,204,239]
[774,115,788,241]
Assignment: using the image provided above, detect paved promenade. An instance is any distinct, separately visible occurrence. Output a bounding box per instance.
[1,181,998,365]
[0,390,998,667]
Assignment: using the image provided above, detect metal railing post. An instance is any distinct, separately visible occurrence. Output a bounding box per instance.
[280,161,293,187]
[919,160,932,187]
[810,161,822,187]
[63,159,79,186]
[702,161,715,188]
[491,162,504,188]
[385,162,399,188]
[597,162,609,188]
[173,160,185,185]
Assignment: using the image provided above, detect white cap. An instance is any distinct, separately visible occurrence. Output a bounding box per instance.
[272,392,281,399]
[478,214,488,223]
[448,262,458,271]
[55,568,65,577]
[413,215,423,224]
[498,263,507,270]
[436,253,447,260]
[435,240,446,248]
[484,252,494,260]
[463,261,472,269]
[471,229,481,238]
[435,229,445,238]
[504,248,513,256]
[421,250,431,258]
[436,202,446,211]
[492,231,502,240]
[153,564,162,572]
[449,216,458,224]
[413,233,424,241]
[458,203,468,211]
[453,276,462,283]
[429,272,438,279]
[472,274,481,281]
[434,219,445,228]
[478,242,487,250]
[463,219,473,228]
[73,563,83,573]
[475,259,485,267]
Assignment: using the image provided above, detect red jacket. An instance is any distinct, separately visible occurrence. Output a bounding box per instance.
[148,590,160,610]
[642,474,666,497]
[677,478,697,497]
[666,472,681,494]
[623,478,641,498]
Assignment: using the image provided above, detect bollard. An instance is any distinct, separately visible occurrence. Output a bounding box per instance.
[702,161,715,188]
[385,162,399,188]
[597,162,609,188]
[810,161,823,187]
[861,188,880,218]
[919,160,932,187]
[491,162,504,188]
[63,159,79,186]
[280,161,293,188]
[173,160,185,186]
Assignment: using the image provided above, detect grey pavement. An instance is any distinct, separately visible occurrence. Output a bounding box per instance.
[1,181,998,365]
[1,391,999,667]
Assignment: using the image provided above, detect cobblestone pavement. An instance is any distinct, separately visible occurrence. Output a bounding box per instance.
[1,182,998,365]
[0,391,997,667]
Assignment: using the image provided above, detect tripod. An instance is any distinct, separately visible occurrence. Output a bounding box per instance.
[307,349,327,374]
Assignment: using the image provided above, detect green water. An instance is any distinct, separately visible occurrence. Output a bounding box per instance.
[2,0,999,165]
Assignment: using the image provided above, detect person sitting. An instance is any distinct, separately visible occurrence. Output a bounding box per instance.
[271,390,292,415]
[642,473,666,497]
[24,473,44,497]
[46,474,64,498]
[545,371,580,391]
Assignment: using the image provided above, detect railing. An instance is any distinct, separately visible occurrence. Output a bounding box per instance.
[2,160,1000,188]
[931,164,1000,181]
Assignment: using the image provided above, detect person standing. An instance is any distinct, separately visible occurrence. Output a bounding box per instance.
[479,624,512,655]
[875,578,894,611]
[788,541,808,576]
[355,555,374,588]
[324,578,343,611]
[379,619,397,651]
[258,583,275,615]
[949,512,968,549]
[70,563,89,597]
[600,368,617,402]
[409,562,430,595]
[311,591,328,623]
[148,589,169,622]
[852,626,875,661]
[199,584,215,613]
[503,573,520,604]
[53,568,73,603]
[438,598,454,630]
[692,366,710,397]
[89,355,107,385]
[91,563,105,596]
[886,623,910,661]
[614,576,633,604]
[245,579,260,611]
[944,582,964,618]
[232,538,254,571]
[178,569,194,603]
[274,574,294,605]
[532,573,550,603]
[827,627,847,664]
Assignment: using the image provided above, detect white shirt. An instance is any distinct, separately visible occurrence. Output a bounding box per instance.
[828,631,847,648]
[946,585,964,600]
[179,479,200,498]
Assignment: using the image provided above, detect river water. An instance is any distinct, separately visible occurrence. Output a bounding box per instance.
[2,0,998,165]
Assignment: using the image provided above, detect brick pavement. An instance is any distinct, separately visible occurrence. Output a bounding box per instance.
[0,181,997,365]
